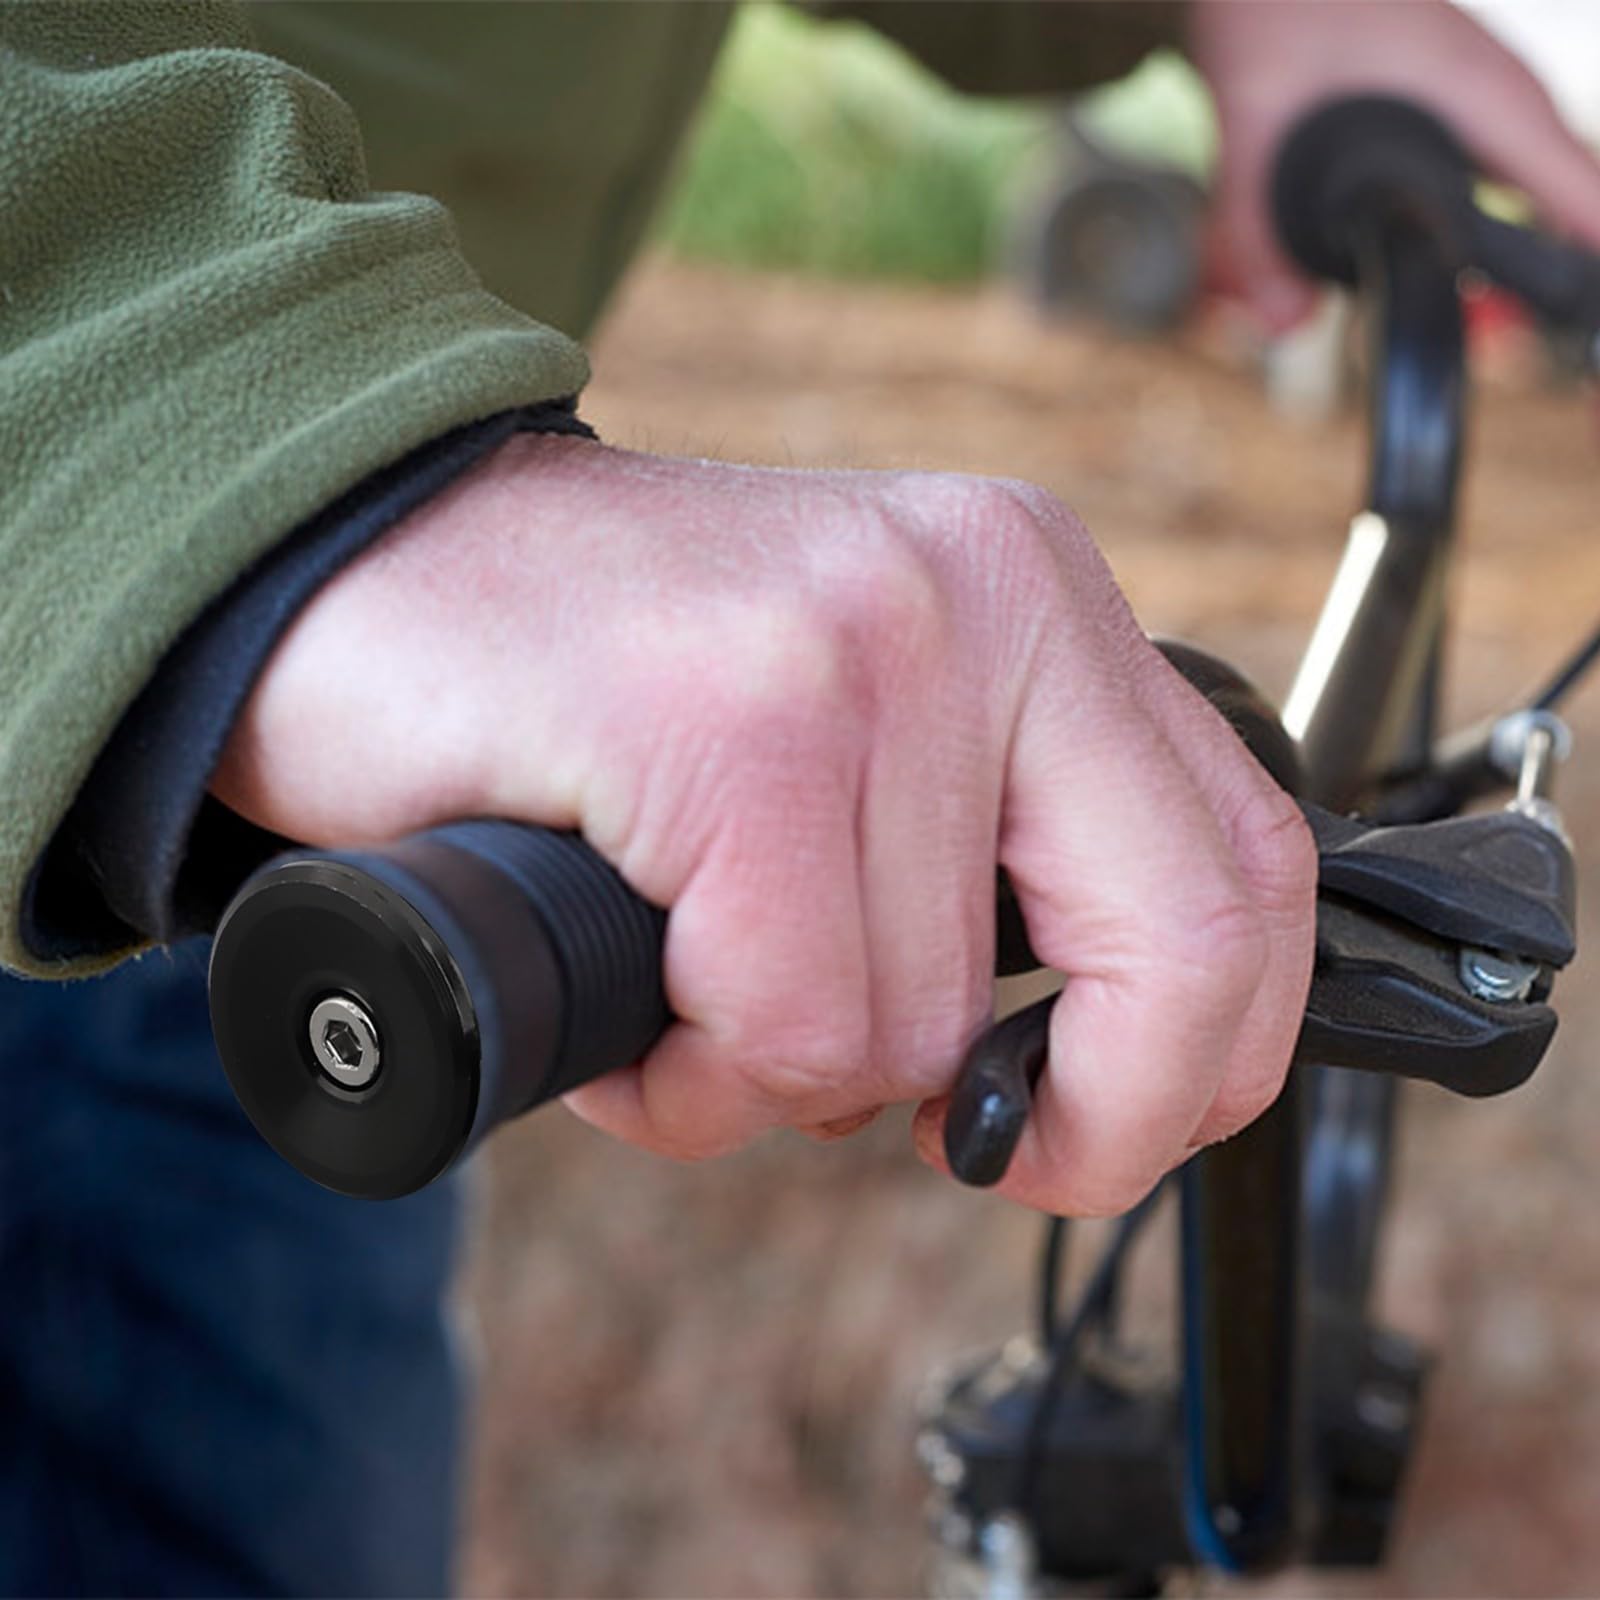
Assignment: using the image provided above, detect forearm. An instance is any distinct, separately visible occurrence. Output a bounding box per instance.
[0,1,588,973]
[803,0,1187,98]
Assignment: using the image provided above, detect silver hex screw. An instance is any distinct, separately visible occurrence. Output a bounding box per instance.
[309,994,382,1090]
[1458,948,1539,1006]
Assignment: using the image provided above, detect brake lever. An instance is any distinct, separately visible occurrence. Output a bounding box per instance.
[943,996,1052,1186]
[949,798,1577,1188]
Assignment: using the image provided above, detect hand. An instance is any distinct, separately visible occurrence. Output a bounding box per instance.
[1193,0,1600,328]
[212,437,1316,1215]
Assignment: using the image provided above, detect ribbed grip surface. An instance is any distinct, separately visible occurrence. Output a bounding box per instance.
[430,822,670,1105]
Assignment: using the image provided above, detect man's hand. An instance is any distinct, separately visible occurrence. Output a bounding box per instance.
[1194,0,1600,329]
[212,438,1316,1215]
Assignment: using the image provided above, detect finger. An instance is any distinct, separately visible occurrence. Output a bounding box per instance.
[1410,6,1600,257]
[1465,87,1600,256]
[566,758,875,1159]
[798,1107,883,1142]
[911,1094,955,1175]
[561,1031,777,1162]
[850,689,999,1108]
[1131,662,1318,1145]
[986,658,1266,1215]
[1206,156,1320,333]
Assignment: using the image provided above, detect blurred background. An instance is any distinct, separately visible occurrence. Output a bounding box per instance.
[460,6,1600,1594]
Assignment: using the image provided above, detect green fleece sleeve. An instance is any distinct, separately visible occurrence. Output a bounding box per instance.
[805,1,1186,98]
[0,1,588,975]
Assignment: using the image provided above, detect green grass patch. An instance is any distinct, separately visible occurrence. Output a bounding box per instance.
[657,6,1215,286]
[656,4,1050,283]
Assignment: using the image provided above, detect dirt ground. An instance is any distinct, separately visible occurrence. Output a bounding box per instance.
[458,257,1600,1598]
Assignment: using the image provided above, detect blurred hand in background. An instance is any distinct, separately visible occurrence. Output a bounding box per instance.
[1193,0,1600,328]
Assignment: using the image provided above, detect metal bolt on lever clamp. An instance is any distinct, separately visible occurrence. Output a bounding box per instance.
[1489,709,1572,784]
[1498,710,1573,846]
[1458,948,1538,1006]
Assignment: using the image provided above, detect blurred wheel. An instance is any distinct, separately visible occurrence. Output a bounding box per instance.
[1014,163,1205,334]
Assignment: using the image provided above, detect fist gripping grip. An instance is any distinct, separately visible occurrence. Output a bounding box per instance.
[206,646,1260,1200]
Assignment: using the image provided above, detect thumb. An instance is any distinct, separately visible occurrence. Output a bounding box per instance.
[1205,169,1319,335]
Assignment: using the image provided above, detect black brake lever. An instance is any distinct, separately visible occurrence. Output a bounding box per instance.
[942,996,1052,1186]
[948,802,1577,1188]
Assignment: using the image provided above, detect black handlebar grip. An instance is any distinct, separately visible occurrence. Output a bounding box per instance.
[1271,95,1473,285]
[208,821,669,1199]
[1471,211,1600,335]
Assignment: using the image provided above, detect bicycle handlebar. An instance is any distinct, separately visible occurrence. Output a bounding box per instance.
[1272,95,1600,339]
[208,819,1041,1199]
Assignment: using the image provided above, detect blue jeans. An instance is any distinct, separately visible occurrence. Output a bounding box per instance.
[0,941,463,1596]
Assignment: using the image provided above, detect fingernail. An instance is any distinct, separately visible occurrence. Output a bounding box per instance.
[800,1107,882,1142]
[912,1098,950,1166]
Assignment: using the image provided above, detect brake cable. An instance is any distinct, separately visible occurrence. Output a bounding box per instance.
[1016,1182,1169,1521]
[1376,618,1600,823]
[1532,617,1600,711]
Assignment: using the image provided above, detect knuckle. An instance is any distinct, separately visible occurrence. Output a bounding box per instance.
[737,1016,873,1110]
[878,473,1128,683]
[979,480,1141,659]
[990,475,1084,540]
[984,478,1107,589]
[895,471,1067,562]
[1170,887,1269,1007]
[810,512,956,677]
[731,593,854,714]
[1236,781,1319,909]
[971,479,1069,573]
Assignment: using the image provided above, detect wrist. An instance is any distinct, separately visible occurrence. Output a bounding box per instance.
[210,431,609,846]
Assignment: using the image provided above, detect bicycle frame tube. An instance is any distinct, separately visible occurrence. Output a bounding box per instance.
[1181,214,1466,1573]
[1302,219,1466,1314]
[1287,221,1467,800]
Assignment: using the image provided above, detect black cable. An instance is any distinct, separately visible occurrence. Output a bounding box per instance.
[1374,615,1600,824]
[1533,618,1600,710]
[1015,1182,1168,1520]
[1037,1217,1071,1349]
